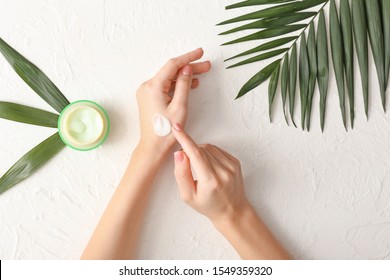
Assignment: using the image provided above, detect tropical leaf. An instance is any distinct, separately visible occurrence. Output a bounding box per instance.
[0,38,70,113]
[225,37,297,62]
[0,102,59,128]
[218,0,327,25]
[268,63,280,121]
[222,25,306,46]
[306,22,317,131]
[317,9,329,132]
[289,43,297,127]
[365,0,386,111]
[0,133,65,195]
[219,12,316,35]
[330,0,346,130]
[299,35,309,130]
[219,0,389,130]
[236,60,281,99]
[227,48,288,69]
[281,54,289,124]
[226,0,296,10]
[340,0,354,128]
[382,0,390,89]
[352,0,369,118]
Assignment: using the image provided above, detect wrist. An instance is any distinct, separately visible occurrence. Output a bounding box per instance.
[211,202,256,231]
[135,137,174,163]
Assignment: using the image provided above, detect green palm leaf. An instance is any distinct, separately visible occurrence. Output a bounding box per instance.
[0,102,59,128]
[222,25,306,46]
[236,60,281,99]
[0,38,70,113]
[227,48,288,69]
[365,0,386,111]
[340,0,354,128]
[299,35,309,130]
[225,37,297,62]
[289,43,297,127]
[219,12,316,35]
[317,10,329,132]
[268,64,280,122]
[382,0,390,89]
[0,133,65,195]
[352,0,369,118]
[218,0,327,25]
[226,0,295,10]
[306,22,317,131]
[219,0,388,130]
[281,54,290,124]
[330,0,346,130]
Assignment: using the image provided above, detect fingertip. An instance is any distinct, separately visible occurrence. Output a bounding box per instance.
[194,47,204,59]
[173,123,183,132]
[174,151,184,162]
[204,60,212,69]
[182,65,193,76]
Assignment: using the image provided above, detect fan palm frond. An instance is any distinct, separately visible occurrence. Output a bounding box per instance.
[219,0,388,130]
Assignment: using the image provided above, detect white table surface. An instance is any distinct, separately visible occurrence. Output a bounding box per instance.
[1,0,390,260]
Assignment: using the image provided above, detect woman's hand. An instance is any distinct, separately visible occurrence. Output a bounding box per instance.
[171,124,292,260]
[136,48,211,157]
[171,123,250,225]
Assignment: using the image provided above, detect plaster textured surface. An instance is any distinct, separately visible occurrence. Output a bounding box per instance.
[0,0,390,260]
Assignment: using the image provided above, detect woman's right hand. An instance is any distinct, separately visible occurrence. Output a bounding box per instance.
[172,123,291,260]
[172,123,250,225]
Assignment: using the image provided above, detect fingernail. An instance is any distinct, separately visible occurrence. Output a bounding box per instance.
[174,151,184,162]
[182,65,192,76]
[173,123,182,132]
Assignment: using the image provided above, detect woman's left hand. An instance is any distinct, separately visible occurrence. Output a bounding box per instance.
[136,48,211,156]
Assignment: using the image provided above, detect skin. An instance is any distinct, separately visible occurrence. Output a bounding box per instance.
[81,48,291,260]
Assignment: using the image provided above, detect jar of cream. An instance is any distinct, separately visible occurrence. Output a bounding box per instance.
[58,100,110,151]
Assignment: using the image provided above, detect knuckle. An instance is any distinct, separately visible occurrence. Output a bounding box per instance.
[168,58,178,67]
[138,80,152,93]
[234,160,241,171]
[204,143,213,149]
[220,169,234,182]
[208,177,220,190]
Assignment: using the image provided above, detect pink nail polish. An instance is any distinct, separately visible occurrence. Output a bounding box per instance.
[174,151,184,162]
[174,123,182,132]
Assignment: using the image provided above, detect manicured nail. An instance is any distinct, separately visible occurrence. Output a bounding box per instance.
[182,65,192,76]
[173,123,182,132]
[174,151,184,162]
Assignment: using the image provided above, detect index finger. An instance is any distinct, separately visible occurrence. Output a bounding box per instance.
[154,48,204,83]
[172,123,213,177]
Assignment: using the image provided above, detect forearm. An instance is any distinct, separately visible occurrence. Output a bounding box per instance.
[81,143,167,260]
[213,204,292,260]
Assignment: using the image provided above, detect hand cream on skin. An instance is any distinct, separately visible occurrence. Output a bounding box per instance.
[58,100,110,151]
[152,113,172,137]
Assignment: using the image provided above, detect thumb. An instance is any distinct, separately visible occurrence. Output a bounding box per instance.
[171,65,193,108]
[174,150,196,203]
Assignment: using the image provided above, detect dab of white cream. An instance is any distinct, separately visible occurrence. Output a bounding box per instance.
[152,113,172,137]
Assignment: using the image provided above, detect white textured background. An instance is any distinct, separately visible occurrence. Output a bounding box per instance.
[0,0,390,260]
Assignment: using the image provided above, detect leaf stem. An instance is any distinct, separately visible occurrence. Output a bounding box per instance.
[278,1,330,67]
